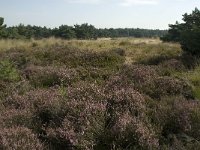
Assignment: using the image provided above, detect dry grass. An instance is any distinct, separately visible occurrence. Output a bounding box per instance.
[0,37,181,65]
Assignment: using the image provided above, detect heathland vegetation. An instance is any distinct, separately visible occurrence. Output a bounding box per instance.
[0,8,200,150]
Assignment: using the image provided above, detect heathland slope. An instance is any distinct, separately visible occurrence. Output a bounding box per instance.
[0,38,200,149]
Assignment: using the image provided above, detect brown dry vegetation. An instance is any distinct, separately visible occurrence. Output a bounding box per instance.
[0,38,200,149]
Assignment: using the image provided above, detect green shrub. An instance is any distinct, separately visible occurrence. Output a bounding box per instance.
[189,106,200,140]
[119,41,131,46]
[32,46,124,68]
[112,48,125,56]
[23,65,78,87]
[0,48,29,68]
[119,64,193,99]
[0,60,20,82]
[192,87,200,100]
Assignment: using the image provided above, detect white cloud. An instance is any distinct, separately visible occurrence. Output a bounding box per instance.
[120,0,159,6]
[63,0,189,6]
[64,0,160,5]
[65,0,101,4]
[64,0,186,6]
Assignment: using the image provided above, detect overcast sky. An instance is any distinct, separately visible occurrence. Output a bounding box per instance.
[0,0,199,29]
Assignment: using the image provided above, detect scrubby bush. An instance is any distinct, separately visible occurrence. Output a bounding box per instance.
[119,41,131,46]
[111,48,125,56]
[0,108,32,128]
[0,80,32,102]
[159,59,185,73]
[23,65,78,87]
[153,76,193,98]
[0,48,29,68]
[31,46,124,68]
[147,96,200,149]
[118,64,193,99]
[0,60,21,82]
[101,81,159,149]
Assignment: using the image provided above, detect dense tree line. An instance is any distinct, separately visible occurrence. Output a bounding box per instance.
[0,18,167,40]
[161,8,200,56]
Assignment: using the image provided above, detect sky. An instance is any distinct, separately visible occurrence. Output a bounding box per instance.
[0,0,199,29]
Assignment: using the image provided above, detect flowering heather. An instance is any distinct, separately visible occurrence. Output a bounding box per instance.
[160,59,185,71]
[0,42,200,149]
[23,65,78,87]
[104,87,159,149]
[0,127,44,150]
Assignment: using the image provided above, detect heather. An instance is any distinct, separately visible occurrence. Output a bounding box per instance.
[0,38,200,149]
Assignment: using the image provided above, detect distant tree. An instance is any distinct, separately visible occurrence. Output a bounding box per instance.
[0,17,6,29]
[74,23,97,39]
[161,8,200,56]
[54,25,76,39]
[0,17,7,38]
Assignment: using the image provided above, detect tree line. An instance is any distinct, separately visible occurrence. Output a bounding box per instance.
[0,18,167,40]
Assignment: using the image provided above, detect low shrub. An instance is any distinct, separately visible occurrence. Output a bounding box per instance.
[137,54,173,65]
[100,86,159,149]
[23,65,78,87]
[189,106,200,141]
[32,46,125,68]
[0,48,29,69]
[118,64,193,99]
[111,48,125,56]
[120,64,159,84]
[0,80,32,104]
[0,127,44,150]
[153,76,193,99]
[0,108,32,128]
[160,59,185,72]
[147,95,200,149]
[119,41,131,46]
[0,60,21,82]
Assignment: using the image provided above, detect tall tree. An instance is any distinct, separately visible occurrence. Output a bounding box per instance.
[74,23,97,39]
[0,17,6,38]
[0,17,6,29]
[54,25,76,39]
[161,8,200,56]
